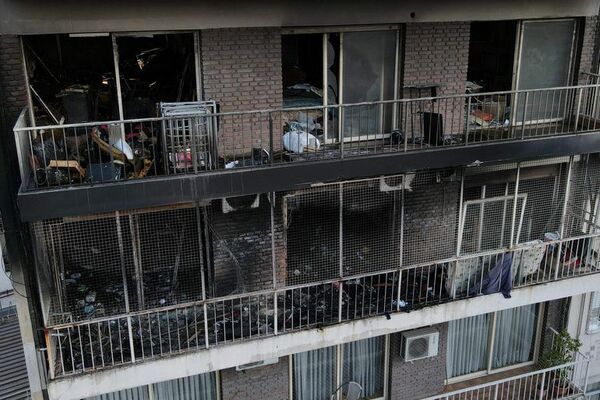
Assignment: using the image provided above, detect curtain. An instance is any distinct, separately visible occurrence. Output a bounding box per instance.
[492,304,537,369]
[342,337,385,399]
[152,372,217,400]
[294,346,337,400]
[446,314,491,378]
[87,386,149,400]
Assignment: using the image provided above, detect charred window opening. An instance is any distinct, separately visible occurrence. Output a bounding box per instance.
[467,21,517,93]
[116,33,196,119]
[23,34,116,124]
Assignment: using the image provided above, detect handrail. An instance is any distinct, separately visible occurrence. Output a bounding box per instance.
[14,83,600,131]
[421,358,590,400]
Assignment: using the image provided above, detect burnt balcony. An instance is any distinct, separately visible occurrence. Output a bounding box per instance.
[33,158,600,381]
[13,83,600,221]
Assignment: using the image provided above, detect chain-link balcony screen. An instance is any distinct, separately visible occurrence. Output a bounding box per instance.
[31,205,206,324]
[31,156,600,326]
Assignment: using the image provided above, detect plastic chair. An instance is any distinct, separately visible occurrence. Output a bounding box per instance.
[330,381,363,400]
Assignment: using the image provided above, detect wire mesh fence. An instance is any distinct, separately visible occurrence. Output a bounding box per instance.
[33,155,600,377]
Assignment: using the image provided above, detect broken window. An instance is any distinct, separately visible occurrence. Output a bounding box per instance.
[115,33,196,119]
[281,28,400,145]
[23,34,116,125]
[467,21,517,93]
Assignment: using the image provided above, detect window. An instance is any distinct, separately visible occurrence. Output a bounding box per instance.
[23,32,200,125]
[447,304,540,380]
[84,372,219,400]
[282,28,401,143]
[587,291,600,333]
[292,336,388,400]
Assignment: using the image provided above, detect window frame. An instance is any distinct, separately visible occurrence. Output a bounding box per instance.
[586,291,600,334]
[289,335,390,400]
[281,26,402,144]
[445,303,544,385]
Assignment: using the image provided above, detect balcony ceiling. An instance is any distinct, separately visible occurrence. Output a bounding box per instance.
[1,0,598,35]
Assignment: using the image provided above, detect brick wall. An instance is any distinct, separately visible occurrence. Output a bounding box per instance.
[402,22,470,136]
[578,16,599,82]
[390,324,448,400]
[403,172,460,266]
[207,193,287,297]
[0,36,27,125]
[220,357,289,400]
[201,28,283,158]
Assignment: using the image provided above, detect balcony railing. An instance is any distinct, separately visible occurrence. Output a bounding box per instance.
[44,233,600,379]
[423,357,590,400]
[14,83,600,191]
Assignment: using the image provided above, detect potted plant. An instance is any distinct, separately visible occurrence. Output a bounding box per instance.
[537,330,582,398]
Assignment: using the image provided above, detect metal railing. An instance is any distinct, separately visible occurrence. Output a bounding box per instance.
[423,358,590,400]
[14,83,600,190]
[44,233,600,379]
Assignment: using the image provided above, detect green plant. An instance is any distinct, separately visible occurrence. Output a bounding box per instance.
[538,330,582,387]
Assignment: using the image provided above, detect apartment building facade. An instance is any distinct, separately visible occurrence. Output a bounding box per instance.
[2,1,600,399]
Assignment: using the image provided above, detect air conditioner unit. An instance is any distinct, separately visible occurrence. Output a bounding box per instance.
[402,327,439,362]
[235,357,279,371]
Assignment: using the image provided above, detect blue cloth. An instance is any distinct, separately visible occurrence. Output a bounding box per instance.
[469,253,513,298]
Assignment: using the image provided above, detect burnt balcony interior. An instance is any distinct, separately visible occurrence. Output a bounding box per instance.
[15,19,600,193]
[32,156,600,376]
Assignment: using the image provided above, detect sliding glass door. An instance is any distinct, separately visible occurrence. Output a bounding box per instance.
[282,28,400,144]
[447,304,540,380]
[492,304,538,369]
[447,314,492,378]
[293,336,387,400]
[515,19,577,123]
[341,30,397,140]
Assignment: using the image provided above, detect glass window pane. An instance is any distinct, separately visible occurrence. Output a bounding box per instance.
[152,372,217,400]
[342,30,396,139]
[516,20,576,122]
[293,346,337,400]
[446,314,491,378]
[342,337,385,399]
[492,304,538,369]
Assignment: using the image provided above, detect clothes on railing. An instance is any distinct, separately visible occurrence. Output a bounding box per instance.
[469,252,513,298]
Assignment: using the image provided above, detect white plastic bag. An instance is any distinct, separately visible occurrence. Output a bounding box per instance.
[283,130,321,153]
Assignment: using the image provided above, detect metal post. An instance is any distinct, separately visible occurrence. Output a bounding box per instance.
[574,87,584,132]
[111,35,126,141]
[273,292,278,335]
[465,96,471,145]
[521,92,529,139]
[509,165,521,249]
[127,316,136,363]
[555,156,574,281]
[339,183,344,278]
[271,193,277,289]
[269,113,274,166]
[196,205,207,301]
[338,282,344,323]
[396,271,403,312]
[203,303,210,349]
